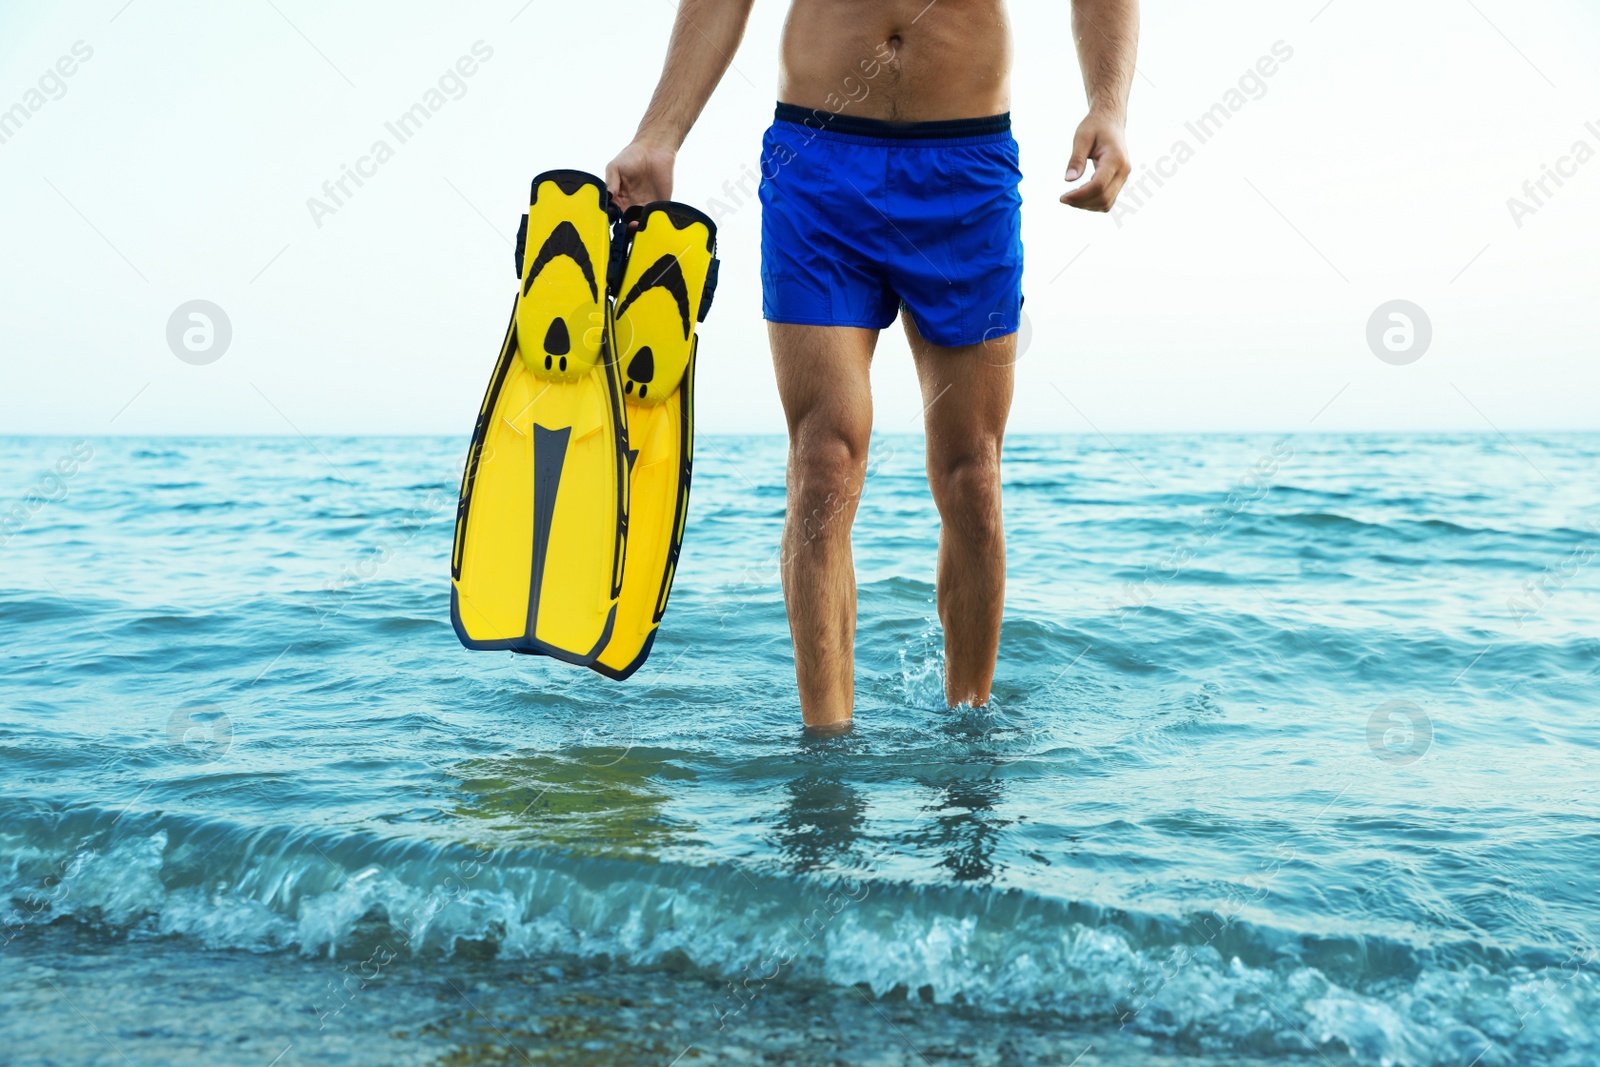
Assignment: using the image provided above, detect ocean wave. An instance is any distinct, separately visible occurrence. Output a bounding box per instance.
[3,806,1595,1067]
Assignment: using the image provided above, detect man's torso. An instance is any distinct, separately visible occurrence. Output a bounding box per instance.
[778,0,1012,122]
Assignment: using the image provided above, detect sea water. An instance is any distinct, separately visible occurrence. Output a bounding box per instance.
[1,433,1597,1066]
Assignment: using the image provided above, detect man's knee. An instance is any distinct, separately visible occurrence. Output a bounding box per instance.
[929,448,1003,540]
[795,425,869,490]
[791,426,870,536]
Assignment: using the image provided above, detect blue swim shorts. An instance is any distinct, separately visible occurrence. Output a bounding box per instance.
[759,103,1024,349]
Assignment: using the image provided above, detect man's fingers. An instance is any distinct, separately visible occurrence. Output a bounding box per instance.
[1064,126,1094,183]
[1060,153,1131,212]
[606,159,635,212]
[1060,166,1112,210]
[604,146,674,216]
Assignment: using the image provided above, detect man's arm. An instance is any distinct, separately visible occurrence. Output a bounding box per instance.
[607,0,757,211]
[1061,0,1139,212]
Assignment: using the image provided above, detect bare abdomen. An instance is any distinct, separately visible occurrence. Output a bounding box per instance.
[778,0,1011,121]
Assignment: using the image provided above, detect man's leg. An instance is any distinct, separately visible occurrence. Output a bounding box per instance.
[904,316,1016,707]
[769,322,878,732]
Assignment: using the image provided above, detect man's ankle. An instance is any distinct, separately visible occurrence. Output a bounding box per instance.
[802,715,853,735]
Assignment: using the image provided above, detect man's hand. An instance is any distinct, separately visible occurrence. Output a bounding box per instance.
[606,139,677,213]
[1061,111,1131,212]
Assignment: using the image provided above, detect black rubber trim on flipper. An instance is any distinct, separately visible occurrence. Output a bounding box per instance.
[525,221,599,300]
[523,423,571,644]
[588,626,656,682]
[653,338,695,623]
[530,169,611,204]
[451,295,521,582]
[616,255,693,338]
[515,214,528,279]
[602,298,629,600]
[631,201,717,247]
[505,603,617,665]
[699,257,718,322]
[453,583,617,664]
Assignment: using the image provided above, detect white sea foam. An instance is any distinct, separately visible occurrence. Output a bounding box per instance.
[4,820,1595,1067]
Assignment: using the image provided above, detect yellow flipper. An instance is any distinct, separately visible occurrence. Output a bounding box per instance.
[451,171,629,663]
[592,203,718,680]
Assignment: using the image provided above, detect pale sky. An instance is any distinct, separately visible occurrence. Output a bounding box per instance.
[1,0,1597,436]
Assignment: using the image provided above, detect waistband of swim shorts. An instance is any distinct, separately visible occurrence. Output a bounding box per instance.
[773,102,1012,147]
